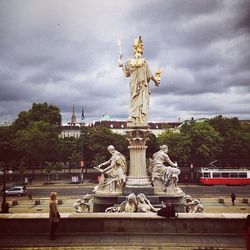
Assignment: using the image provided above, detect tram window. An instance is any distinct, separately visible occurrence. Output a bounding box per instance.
[239,172,247,178]
[230,172,238,178]
[213,172,220,178]
[204,173,211,178]
[221,172,229,178]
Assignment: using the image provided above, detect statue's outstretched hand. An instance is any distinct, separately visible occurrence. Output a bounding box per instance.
[94,166,102,171]
[155,80,160,86]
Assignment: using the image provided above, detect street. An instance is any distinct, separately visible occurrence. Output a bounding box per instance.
[1,176,250,214]
[26,183,250,198]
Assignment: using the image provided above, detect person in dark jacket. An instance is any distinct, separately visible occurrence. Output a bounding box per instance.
[28,191,33,201]
[231,192,236,206]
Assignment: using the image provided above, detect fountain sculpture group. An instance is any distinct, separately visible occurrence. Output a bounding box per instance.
[74,37,203,213]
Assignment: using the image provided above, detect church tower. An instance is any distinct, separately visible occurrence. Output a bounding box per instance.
[71,104,76,124]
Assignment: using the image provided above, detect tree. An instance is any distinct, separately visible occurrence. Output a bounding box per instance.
[12,102,61,132]
[17,160,27,184]
[146,133,159,158]
[157,121,223,166]
[54,162,63,180]
[13,121,60,164]
[10,102,62,167]
[181,121,223,165]
[56,137,79,163]
[44,162,54,184]
[80,126,128,166]
[157,130,191,164]
[0,127,19,164]
[208,115,250,166]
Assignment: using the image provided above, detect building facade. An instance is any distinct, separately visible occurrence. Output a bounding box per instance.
[60,120,181,138]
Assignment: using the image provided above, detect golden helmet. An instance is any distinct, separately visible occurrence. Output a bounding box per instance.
[133,36,144,55]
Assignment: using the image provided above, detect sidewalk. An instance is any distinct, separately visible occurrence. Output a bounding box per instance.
[4,196,250,214]
[0,233,246,250]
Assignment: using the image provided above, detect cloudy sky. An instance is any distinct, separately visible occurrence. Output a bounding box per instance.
[0,0,249,124]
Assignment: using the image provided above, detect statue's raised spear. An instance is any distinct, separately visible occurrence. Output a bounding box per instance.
[117,38,123,67]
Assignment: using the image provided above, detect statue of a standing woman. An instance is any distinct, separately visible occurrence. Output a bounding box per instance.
[119,36,162,127]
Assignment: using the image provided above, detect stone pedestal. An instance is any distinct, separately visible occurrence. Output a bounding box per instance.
[125,128,152,190]
[91,126,186,212]
[93,192,185,212]
[93,194,120,212]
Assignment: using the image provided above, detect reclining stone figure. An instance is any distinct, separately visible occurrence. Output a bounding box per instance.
[184,195,204,213]
[73,194,93,213]
[105,193,158,213]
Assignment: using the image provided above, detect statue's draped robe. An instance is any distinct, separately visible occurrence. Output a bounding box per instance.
[151,150,180,185]
[123,59,153,124]
[106,151,127,186]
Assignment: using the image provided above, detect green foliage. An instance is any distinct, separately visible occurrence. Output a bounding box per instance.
[54,161,64,172]
[183,122,223,164]
[13,121,59,163]
[3,102,62,166]
[157,121,223,165]
[157,130,191,163]
[146,133,159,158]
[208,115,250,164]
[80,126,128,166]
[44,161,55,184]
[17,160,27,183]
[91,153,107,167]
[57,137,79,163]
[54,161,64,180]
[0,127,19,163]
[44,161,54,174]
[12,102,61,131]
[2,103,249,170]
[157,116,250,167]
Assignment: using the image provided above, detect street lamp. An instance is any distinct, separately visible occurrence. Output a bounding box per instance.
[0,162,8,213]
[79,125,84,183]
[0,141,11,213]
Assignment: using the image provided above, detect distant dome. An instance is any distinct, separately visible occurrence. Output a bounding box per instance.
[101,114,111,121]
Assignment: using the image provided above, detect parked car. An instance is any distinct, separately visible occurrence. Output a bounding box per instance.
[5,186,27,196]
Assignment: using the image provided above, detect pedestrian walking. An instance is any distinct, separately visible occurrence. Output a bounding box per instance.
[29,177,33,185]
[49,192,60,240]
[28,191,33,201]
[231,192,236,206]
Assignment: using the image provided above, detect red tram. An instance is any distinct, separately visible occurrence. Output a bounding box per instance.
[200,168,250,185]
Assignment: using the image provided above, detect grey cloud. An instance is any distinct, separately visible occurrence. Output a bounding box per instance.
[0,0,249,124]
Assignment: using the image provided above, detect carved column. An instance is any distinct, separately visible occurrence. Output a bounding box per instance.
[125,128,152,188]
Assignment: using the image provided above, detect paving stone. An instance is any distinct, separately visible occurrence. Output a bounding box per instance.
[0,234,246,249]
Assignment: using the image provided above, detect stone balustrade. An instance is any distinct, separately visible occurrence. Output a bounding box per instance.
[0,213,247,235]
